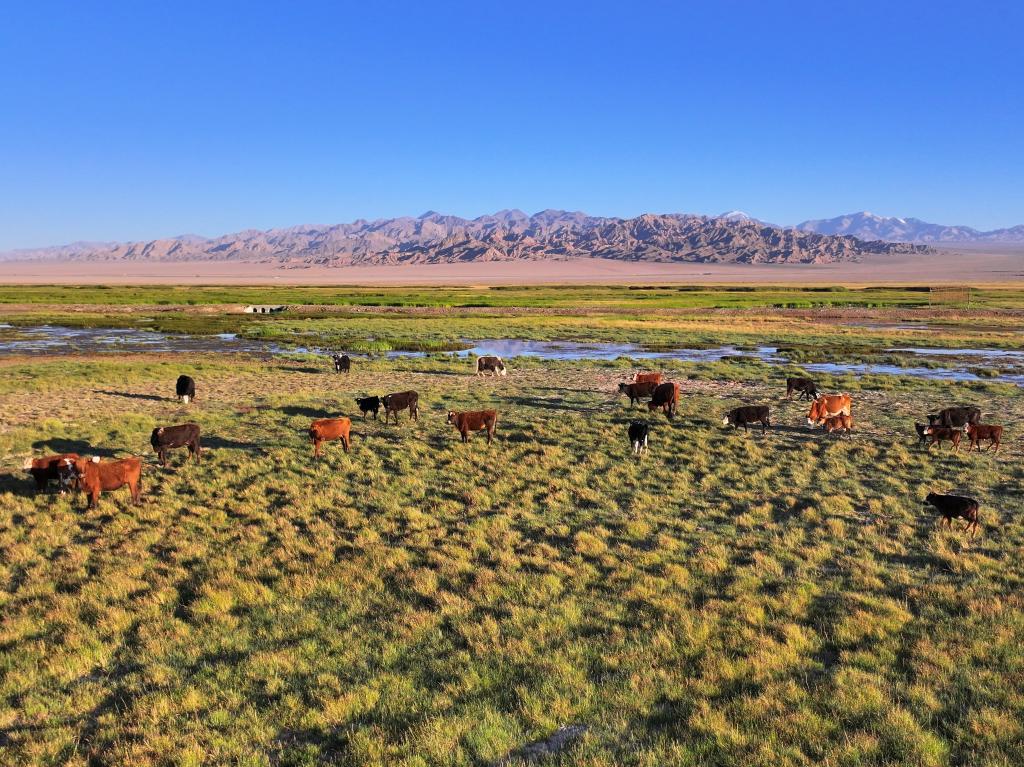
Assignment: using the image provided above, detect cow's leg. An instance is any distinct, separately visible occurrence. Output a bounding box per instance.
[342,434,350,453]
[131,478,141,505]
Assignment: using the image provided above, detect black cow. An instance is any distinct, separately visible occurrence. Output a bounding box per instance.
[151,423,201,467]
[723,405,771,434]
[355,396,381,419]
[332,354,351,373]
[928,406,981,428]
[914,422,930,446]
[176,375,196,404]
[924,492,980,539]
[382,391,419,424]
[628,421,649,455]
[785,377,819,401]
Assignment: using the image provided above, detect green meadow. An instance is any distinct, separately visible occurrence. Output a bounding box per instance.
[0,288,1022,766]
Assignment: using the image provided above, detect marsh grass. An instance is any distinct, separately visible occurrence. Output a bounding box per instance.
[0,348,1022,766]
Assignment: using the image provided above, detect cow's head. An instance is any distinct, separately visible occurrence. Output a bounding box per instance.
[721,413,731,426]
[618,382,629,393]
[923,492,938,505]
[22,457,34,471]
[446,411,457,424]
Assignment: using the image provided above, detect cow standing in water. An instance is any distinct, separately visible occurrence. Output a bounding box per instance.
[176,375,196,404]
[476,356,507,376]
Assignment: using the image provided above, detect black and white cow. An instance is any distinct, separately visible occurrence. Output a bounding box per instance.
[476,356,507,376]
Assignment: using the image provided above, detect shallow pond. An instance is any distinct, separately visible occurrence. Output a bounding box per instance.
[1,325,1022,386]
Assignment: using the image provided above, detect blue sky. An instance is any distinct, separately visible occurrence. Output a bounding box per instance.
[1,1,1021,249]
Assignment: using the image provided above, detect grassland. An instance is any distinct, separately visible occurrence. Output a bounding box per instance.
[0,288,1022,766]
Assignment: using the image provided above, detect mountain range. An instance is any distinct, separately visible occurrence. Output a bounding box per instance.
[0,210,927,267]
[796,211,1024,243]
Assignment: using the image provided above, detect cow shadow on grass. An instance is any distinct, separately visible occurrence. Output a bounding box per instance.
[203,435,267,455]
[279,405,343,420]
[93,389,167,402]
[275,365,324,375]
[31,438,119,457]
[504,395,598,414]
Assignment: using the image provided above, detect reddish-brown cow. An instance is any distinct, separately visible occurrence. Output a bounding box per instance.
[966,423,1002,452]
[309,417,351,460]
[632,372,663,385]
[648,382,680,419]
[23,453,80,493]
[62,456,142,509]
[447,410,498,444]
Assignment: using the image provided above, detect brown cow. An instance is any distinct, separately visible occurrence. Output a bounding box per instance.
[381,391,419,425]
[823,413,854,436]
[807,394,852,426]
[618,380,659,406]
[632,372,663,385]
[966,423,1002,453]
[23,453,80,494]
[447,409,498,444]
[309,417,351,460]
[923,425,963,451]
[648,382,680,419]
[61,455,142,509]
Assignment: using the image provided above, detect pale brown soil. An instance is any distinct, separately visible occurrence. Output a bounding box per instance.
[1,246,1023,285]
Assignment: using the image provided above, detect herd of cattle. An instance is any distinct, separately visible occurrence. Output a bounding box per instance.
[20,358,999,538]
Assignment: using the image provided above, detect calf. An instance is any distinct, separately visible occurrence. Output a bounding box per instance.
[722,405,771,434]
[924,492,980,539]
[23,453,80,494]
[618,380,658,406]
[928,406,981,428]
[923,425,963,451]
[632,372,663,385]
[61,455,142,509]
[476,356,507,376]
[823,413,854,436]
[332,354,351,374]
[176,375,196,404]
[382,391,419,424]
[309,417,351,460]
[966,423,1002,453]
[446,409,498,444]
[355,395,381,419]
[648,382,680,419]
[628,421,649,455]
[914,422,930,446]
[785,377,819,401]
[151,423,202,467]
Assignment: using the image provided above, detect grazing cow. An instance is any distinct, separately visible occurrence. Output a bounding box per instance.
[176,375,196,404]
[924,492,980,539]
[823,413,854,436]
[309,417,351,460]
[648,382,680,419]
[151,423,202,467]
[722,405,771,434]
[786,377,819,401]
[332,354,351,374]
[446,409,498,444]
[914,422,930,446]
[632,372,663,385]
[807,394,852,426]
[928,406,981,428]
[61,455,142,509]
[22,453,80,494]
[628,421,649,455]
[966,423,1003,453]
[476,356,507,376]
[382,391,419,424]
[355,395,381,420]
[923,425,963,451]
[618,381,659,406]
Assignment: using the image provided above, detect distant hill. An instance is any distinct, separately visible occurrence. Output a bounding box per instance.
[0,210,928,266]
[796,211,1024,243]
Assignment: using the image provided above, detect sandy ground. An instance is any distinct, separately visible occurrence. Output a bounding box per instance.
[0,246,1022,286]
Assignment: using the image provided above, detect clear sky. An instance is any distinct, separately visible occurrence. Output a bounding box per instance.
[1,1,1021,249]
